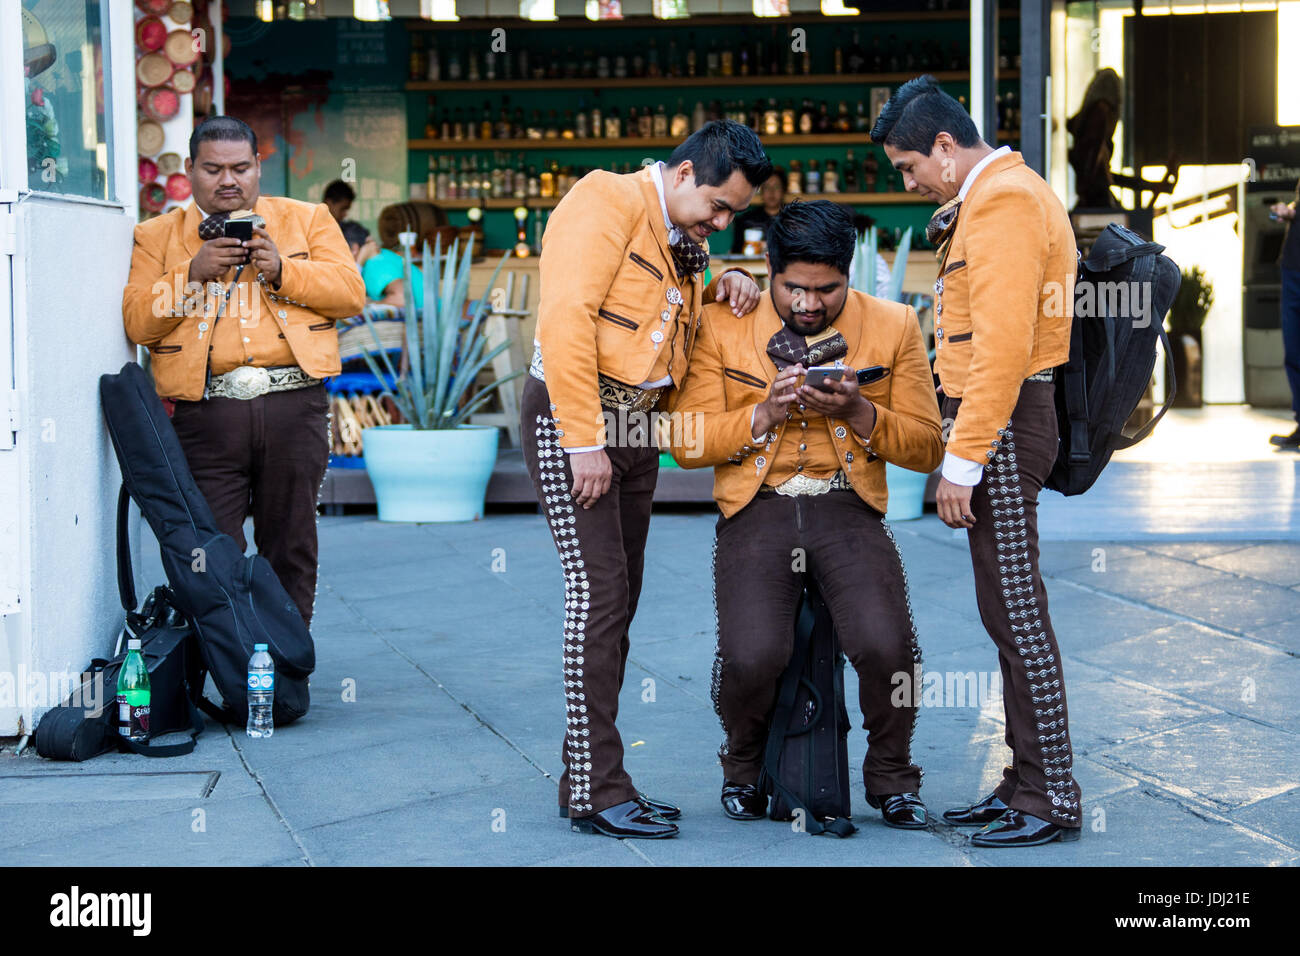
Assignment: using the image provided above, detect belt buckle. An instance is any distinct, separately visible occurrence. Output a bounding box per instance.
[226,365,272,400]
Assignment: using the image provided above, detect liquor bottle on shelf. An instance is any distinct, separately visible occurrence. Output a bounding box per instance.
[739,34,751,77]
[563,110,578,140]
[805,159,821,194]
[692,100,707,133]
[668,39,681,78]
[780,100,795,136]
[843,150,859,192]
[590,94,603,139]
[526,110,543,140]
[783,41,795,76]
[854,101,870,133]
[707,38,720,77]
[501,45,513,81]
[833,43,843,75]
[409,34,424,83]
[998,36,1010,71]
[547,47,561,80]
[485,47,497,82]
[870,36,884,73]
[540,164,554,199]
[632,49,646,79]
[518,46,530,80]
[648,38,661,78]
[787,160,802,194]
[614,53,628,79]
[439,109,452,140]
[824,160,840,194]
[605,107,622,139]
[686,33,698,77]
[653,103,668,139]
[545,110,560,139]
[846,29,865,73]
[452,107,465,141]
[835,101,852,133]
[512,107,526,139]
[815,100,831,134]
[437,156,451,200]
[495,102,511,140]
[467,50,480,82]
[801,45,811,75]
[748,99,762,132]
[638,106,654,139]
[762,98,779,137]
[797,99,814,136]
[480,102,493,140]
[720,42,734,77]
[597,49,611,79]
[565,45,580,80]
[426,155,435,200]
[671,99,690,139]
[424,96,437,139]
[513,156,527,199]
[755,35,767,76]
[575,100,589,139]
[864,150,879,191]
[447,47,462,81]
[427,42,440,82]
[526,164,539,198]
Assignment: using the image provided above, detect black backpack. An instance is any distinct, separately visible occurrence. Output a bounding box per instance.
[35,490,206,760]
[1046,223,1182,496]
[758,580,857,838]
[99,362,315,727]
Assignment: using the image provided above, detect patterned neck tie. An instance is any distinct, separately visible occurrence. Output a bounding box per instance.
[669,234,710,281]
[198,211,231,240]
[927,198,961,261]
[766,324,849,371]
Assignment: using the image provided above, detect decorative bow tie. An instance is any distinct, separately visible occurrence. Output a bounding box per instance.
[197,211,231,240]
[767,325,849,371]
[927,198,961,260]
[668,234,710,281]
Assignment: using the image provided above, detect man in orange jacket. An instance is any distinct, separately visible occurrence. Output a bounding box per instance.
[669,200,944,828]
[523,121,769,839]
[875,76,1082,846]
[122,116,366,627]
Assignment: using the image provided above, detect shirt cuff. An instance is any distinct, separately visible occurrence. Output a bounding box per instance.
[564,445,605,454]
[941,452,984,487]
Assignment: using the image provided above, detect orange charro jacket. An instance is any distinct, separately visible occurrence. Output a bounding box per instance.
[667,289,944,518]
[122,196,366,400]
[933,151,1075,468]
[535,165,749,449]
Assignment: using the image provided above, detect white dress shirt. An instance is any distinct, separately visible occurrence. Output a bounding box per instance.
[940,146,1012,488]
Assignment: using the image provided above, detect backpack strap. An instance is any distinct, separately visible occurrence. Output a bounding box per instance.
[1061,291,1092,466]
[115,484,137,614]
[1112,321,1178,450]
[116,697,205,758]
[758,588,857,839]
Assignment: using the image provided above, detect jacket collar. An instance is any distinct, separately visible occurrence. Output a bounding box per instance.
[960,150,1024,206]
[637,167,677,279]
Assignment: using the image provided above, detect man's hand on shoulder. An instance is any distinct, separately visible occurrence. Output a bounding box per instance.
[714,270,761,317]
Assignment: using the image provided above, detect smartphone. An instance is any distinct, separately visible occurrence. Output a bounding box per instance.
[222,218,254,242]
[856,365,890,386]
[804,366,845,391]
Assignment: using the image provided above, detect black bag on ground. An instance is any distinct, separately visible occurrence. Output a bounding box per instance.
[35,491,206,760]
[758,580,857,838]
[98,361,314,726]
[1046,223,1182,496]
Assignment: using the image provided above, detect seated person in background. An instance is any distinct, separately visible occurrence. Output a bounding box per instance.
[361,224,427,310]
[730,167,787,254]
[340,220,380,271]
[322,179,355,222]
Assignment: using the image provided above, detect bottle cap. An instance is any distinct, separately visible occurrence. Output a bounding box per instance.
[128,638,142,650]
[254,643,268,651]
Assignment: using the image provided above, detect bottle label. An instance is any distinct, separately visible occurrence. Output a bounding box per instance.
[117,693,150,739]
[248,671,275,693]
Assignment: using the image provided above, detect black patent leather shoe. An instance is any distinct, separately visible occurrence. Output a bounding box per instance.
[865,790,928,829]
[969,809,1082,848]
[942,792,1010,827]
[558,791,681,821]
[721,781,767,821]
[1270,426,1300,448]
[569,799,679,839]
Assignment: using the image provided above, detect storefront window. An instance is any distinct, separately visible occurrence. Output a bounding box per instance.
[20,0,113,201]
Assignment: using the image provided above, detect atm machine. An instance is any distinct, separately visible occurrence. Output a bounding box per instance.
[1243,127,1300,407]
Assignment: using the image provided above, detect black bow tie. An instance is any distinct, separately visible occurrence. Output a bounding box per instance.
[927,199,961,259]
[766,325,849,371]
[669,234,709,281]
[198,211,231,240]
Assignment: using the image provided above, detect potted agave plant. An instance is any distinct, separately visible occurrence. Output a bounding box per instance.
[849,227,930,521]
[1167,265,1212,409]
[359,234,520,522]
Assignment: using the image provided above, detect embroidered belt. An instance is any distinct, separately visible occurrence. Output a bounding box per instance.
[1025,369,1056,383]
[529,344,665,413]
[762,471,851,497]
[208,365,320,400]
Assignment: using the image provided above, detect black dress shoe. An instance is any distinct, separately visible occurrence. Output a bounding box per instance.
[1270,426,1300,449]
[569,799,679,839]
[559,791,681,820]
[865,791,928,829]
[942,792,1010,827]
[721,781,767,821]
[969,809,1082,848]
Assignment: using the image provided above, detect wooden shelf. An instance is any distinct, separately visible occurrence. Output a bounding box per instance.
[405,10,1016,32]
[410,132,889,150]
[431,191,930,210]
[404,70,1019,92]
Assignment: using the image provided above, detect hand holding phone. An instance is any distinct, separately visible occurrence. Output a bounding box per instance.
[803,365,845,392]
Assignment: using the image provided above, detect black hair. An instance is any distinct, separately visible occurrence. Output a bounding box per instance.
[666,119,773,189]
[340,219,369,249]
[869,74,982,155]
[766,200,857,278]
[324,179,356,203]
[188,115,258,162]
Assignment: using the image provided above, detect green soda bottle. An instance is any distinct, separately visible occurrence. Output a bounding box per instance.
[117,638,150,742]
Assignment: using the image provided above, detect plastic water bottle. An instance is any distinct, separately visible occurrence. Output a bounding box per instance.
[117,638,150,742]
[246,643,274,738]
